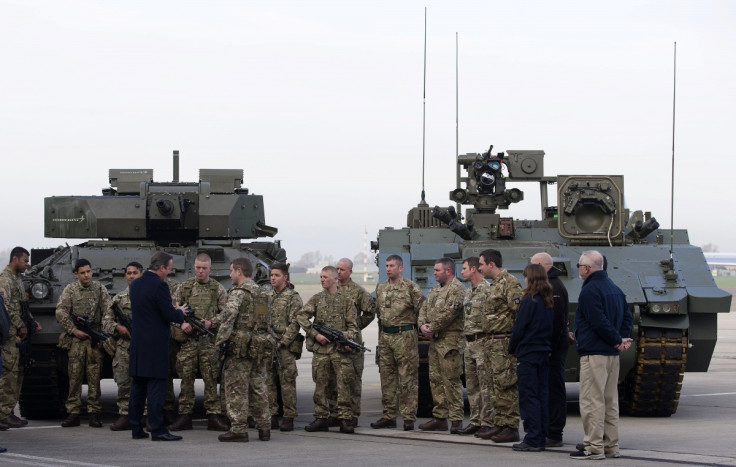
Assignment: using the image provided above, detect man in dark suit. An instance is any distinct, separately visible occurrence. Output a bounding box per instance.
[129,252,186,441]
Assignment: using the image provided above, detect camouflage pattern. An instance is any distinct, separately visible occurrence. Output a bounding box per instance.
[55,280,111,415]
[375,277,424,421]
[165,278,180,413]
[418,277,465,421]
[267,286,303,418]
[102,287,132,415]
[296,289,358,420]
[172,278,227,415]
[463,279,495,426]
[328,279,375,417]
[215,279,271,433]
[487,269,522,428]
[0,266,28,419]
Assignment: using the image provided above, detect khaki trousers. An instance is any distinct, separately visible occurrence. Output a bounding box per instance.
[579,354,620,455]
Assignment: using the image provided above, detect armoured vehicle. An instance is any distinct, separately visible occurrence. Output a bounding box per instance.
[372,145,731,417]
[19,151,286,419]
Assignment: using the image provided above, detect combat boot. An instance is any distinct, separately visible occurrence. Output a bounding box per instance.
[351,416,359,427]
[475,425,502,439]
[218,431,249,442]
[491,427,520,443]
[304,418,329,432]
[339,419,354,434]
[258,428,271,441]
[280,417,294,432]
[450,420,463,434]
[88,413,102,428]
[0,419,9,431]
[9,415,28,427]
[418,418,448,431]
[457,424,479,435]
[207,414,229,431]
[169,413,193,431]
[370,418,396,429]
[326,416,340,427]
[110,415,131,431]
[61,413,80,427]
[403,420,415,431]
[271,415,279,429]
[0,416,22,428]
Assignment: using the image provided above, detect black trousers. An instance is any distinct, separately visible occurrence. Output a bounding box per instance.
[548,346,568,441]
[517,351,549,448]
[129,376,167,436]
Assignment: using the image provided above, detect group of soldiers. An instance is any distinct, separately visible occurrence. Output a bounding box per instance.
[0,245,569,447]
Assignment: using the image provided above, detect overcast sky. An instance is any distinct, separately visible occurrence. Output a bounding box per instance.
[1,0,734,262]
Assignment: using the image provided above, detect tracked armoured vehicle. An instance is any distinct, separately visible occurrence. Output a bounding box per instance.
[19,151,286,419]
[372,146,731,417]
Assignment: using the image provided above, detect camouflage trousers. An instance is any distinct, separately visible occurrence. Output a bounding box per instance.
[378,330,418,421]
[223,356,269,433]
[488,337,519,428]
[165,339,180,413]
[66,338,103,414]
[312,351,354,420]
[112,339,131,415]
[175,337,218,414]
[266,346,298,418]
[428,333,464,421]
[464,337,494,426]
[0,342,23,419]
[326,348,365,417]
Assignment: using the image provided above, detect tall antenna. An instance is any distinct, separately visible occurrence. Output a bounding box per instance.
[455,32,461,214]
[669,42,677,260]
[420,7,427,205]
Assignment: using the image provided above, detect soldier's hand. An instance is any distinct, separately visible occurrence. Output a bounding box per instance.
[72,329,90,340]
[202,319,212,330]
[315,334,329,345]
[18,325,28,339]
[420,323,433,340]
[181,322,193,334]
[34,320,42,332]
[116,325,131,339]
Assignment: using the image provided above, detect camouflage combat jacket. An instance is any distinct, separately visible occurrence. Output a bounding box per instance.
[215,279,272,359]
[463,279,494,336]
[375,277,424,328]
[55,281,112,335]
[270,286,303,346]
[0,266,27,344]
[338,279,376,339]
[487,270,523,334]
[418,276,465,335]
[173,278,227,335]
[296,289,358,355]
[102,287,132,337]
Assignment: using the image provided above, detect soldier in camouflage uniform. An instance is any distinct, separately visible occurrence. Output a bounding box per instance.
[164,277,180,423]
[456,257,496,437]
[298,266,359,434]
[477,248,523,443]
[170,253,229,432]
[0,247,41,429]
[370,255,424,431]
[102,261,143,431]
[213,257,271,442]
[56,258,112,428]
[331,258,375,427]
[418,257,465,433]
[266,262,303,432]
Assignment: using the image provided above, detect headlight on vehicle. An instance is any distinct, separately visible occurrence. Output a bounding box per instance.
[649,302,678,314]
[31,281,50,300]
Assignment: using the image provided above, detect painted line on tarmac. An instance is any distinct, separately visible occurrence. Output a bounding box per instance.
[680,391,736,397]
[1,453,117,466]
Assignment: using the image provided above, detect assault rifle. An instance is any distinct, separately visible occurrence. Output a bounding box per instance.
[313,322,371,353]
[183,306,215,340]
[215,341,229,377]
[111,302,132,335]
[18,301,37,371]
[70,312,113,348]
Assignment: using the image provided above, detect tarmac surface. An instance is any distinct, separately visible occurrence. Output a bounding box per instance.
[1,311,734,466]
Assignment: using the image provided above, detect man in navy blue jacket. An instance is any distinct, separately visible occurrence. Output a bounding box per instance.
[571,250,632,460]
[129,252,186,441]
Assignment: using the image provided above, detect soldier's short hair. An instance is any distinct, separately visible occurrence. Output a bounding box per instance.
[386,254,403,266]
[9,247,29,263]
[195,253,212,264]
[338,258,354,269]
[149,252,173,271]
[232,257,253,278]
[479,249,503,268]
[126,261,144,272]
[463,257,480,271]
[435,257,455,274]
[321,265,338,277]
[271,262,289,278]
[73,258,92,272]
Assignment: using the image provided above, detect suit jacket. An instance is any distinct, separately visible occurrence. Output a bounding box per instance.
[129,270,184,378]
